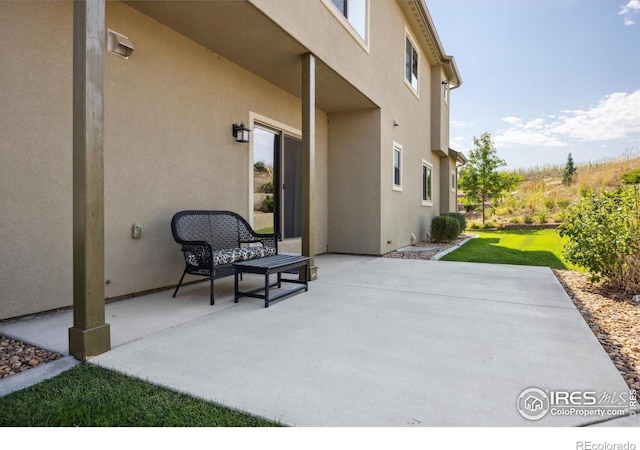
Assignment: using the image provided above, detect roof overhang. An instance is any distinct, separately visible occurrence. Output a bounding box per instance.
[398,0,462,89]
[124,1,377,113]
[449,148,468,164]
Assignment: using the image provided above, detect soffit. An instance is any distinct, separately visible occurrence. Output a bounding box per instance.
[125,1,377,113]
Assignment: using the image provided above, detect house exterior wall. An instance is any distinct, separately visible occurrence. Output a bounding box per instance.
[327,109,381,255]
[254,0,451,253]
[1,0,459,320]
[0,1,329,319]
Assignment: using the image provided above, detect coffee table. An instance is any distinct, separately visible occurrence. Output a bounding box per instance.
[233,254,310,308]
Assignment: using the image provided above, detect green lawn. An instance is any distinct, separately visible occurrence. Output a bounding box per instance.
[440,229,575,270]
[255,226,274,234]
[0,364,280,427]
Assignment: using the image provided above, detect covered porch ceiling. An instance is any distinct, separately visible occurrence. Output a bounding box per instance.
[125,0,378,114]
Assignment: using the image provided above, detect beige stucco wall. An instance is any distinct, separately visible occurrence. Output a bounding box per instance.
[0,1,329,319]
[327,109,381,255]
[254,0,450,254]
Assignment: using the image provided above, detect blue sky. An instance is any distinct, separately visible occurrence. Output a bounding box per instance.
[427,0,640,169]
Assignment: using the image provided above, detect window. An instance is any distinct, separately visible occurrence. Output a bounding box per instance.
[326,0,368,43]
[393,143,402,191]
[451,171,457,192]
[422,160,433,206]
[443,81,449,104]
[405,33,419,93]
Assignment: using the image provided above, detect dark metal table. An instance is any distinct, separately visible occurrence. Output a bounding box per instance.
[233,254,310,308]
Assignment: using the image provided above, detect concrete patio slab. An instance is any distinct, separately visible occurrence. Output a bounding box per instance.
[1,255,637,427]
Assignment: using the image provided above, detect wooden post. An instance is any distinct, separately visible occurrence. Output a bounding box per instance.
[301,53,318,280]
[69,0,111,361]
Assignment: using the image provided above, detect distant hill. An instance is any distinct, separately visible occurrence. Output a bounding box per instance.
[462,155,640,227]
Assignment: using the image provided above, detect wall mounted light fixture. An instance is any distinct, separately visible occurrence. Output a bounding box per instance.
[442,81,448,85]
[232,122,250,143]
[107,29,134,59]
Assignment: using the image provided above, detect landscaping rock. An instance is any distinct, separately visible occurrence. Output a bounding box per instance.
[0,335,62,379]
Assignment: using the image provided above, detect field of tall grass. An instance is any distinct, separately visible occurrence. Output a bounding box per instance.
[463,154,640,227]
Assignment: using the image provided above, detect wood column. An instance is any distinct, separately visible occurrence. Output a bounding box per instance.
[69,0,111,361]
[301,53,318,280]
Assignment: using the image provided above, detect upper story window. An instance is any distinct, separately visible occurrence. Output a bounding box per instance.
[405,32,419,94]
[443,80,449,104]
[326,0,368,45]
[393,143,402,191]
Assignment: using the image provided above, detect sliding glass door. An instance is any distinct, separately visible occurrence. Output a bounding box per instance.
[252,126,301,240]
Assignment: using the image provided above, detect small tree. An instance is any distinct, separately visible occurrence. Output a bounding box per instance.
[562,152,577,186]
[458,133,512,223]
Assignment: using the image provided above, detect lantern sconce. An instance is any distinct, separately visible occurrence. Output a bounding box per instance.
[232,122,251,143]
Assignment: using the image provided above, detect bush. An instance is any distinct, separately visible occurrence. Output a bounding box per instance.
[556,199,571,209]
[263,195,274,213]
[440,212,467,231]
[558,187,640,291]
[523,215,534,224]
[431,215,461,243]
[544,199,556,210]
[538,210,548,223]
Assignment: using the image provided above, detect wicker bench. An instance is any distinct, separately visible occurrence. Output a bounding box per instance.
[171,210,277,305]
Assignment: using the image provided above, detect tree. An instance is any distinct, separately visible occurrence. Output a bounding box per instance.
[562,152,577,186]
[458,132,513,223]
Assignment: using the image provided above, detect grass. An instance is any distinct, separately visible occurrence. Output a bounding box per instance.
[0,364,281,427]
[255,226,274,234]
[441,229,576,270]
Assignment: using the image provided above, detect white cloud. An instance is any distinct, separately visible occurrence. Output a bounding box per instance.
[495,128,567,148]
[494,90,640,148]
[549,91,640,141]
[501,116,522,126]
[619,0,640,15]
[619,0,640,25]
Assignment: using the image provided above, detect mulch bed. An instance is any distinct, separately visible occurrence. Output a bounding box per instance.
[0,336,63,379]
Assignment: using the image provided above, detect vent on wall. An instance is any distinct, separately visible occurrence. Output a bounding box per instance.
[107,29,134,59]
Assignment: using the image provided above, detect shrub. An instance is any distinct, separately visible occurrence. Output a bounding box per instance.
[509,217,521,224]
[431,215,461,243]
[264,181,274,194]
[544,199,556,210]
[556,199,571,209]
[263,195,274,213]
[523,215,534,224]
[558,187,640,292]
[538,210,548,223]
[441,212,467,231]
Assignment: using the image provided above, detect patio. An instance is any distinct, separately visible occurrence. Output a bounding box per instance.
[0,255,637,426]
